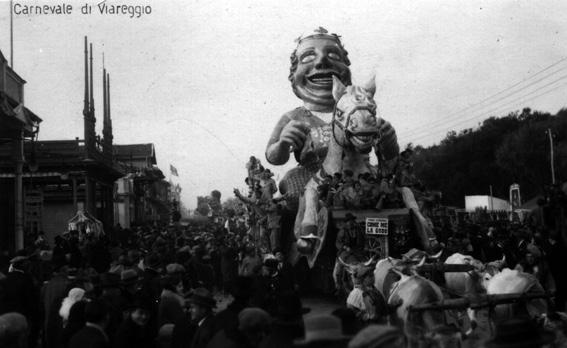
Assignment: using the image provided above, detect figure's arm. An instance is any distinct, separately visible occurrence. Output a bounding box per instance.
[233,189,255,205]
[376,118,399,161]
[265,114,310,165]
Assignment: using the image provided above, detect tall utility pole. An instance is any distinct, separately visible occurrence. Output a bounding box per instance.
[489,185,494,211]
[14,130,24,251]
[10,0,13,67]
[547,128,556,184]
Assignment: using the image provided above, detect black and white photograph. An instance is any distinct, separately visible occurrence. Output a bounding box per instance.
[0,1,567,347]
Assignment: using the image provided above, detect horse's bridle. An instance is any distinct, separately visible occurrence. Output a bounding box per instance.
[331,95,380,148]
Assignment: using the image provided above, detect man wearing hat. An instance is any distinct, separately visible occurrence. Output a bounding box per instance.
[68,299,110,348]
[207,307,272,348]
[260,292,309,348]
[237,307,272,347]
[333,213,366,294]
[249,255,285,315]
[0,255,39,347]
[186,246,215,290]
[0,312,29,348]
[294,314,350,348]
[121,269,140,293]
[139,253,163,302]
[99,272,125,344]
[114,293,156,348]
[158,274,185,328]
[214,277,254,332]
[187,288,216,348]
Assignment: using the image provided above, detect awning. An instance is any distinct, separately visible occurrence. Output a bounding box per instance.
[0,172,63,178]
[0,92,42,137]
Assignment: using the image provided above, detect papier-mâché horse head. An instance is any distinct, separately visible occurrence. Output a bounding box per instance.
[331,75,380,153]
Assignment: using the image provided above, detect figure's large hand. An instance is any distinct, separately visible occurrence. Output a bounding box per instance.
[377,118,395,142]
[279,120,310,151]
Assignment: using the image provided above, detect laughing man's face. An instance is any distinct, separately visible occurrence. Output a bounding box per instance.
[292,37,351,110]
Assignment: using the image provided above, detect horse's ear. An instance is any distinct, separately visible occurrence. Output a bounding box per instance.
[362,74,376,97]
[332,75,346,101]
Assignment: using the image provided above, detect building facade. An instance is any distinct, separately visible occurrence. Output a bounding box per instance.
[114,144,171,227]
[0,38,124,248]
[0,49,42,251]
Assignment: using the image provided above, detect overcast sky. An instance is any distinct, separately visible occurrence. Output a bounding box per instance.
[1,0,567,209]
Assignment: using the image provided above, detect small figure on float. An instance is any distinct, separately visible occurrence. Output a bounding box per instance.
[333,213,366,292]
[258,169,278,201]
[245,156,264,192]
[346,265,388,324]
[259,198,286,252]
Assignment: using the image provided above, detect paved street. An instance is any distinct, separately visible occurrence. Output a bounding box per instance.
[303,296,343,317]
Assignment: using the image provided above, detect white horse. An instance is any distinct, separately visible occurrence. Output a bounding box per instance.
[294,76,382,265]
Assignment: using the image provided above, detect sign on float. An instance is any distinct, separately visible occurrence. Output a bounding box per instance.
[366,217,389,235]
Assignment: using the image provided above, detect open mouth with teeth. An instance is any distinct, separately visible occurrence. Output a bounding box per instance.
[307,72,337,87]
[348,132,378,149]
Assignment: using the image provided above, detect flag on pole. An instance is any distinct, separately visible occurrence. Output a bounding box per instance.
[170,164,179,177]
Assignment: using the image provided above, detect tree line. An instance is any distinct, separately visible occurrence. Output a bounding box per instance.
[411,107,567,207]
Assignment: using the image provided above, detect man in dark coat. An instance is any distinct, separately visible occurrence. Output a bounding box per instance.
[68,299,110,348]
[188,288,216,348]
[0,256,40,347]
[220,241,239,293]
[259,292,307,348]
[41,266,70,348]
[61,299,87,348]
[211,277,253,335]
[207,307,272,348]
[138,253,163,338]
[139,253,163,301]
[543,230,567,310]
[99,273,126,345]
[274,250,297,293]
[51,236,69,270]
[332,213,365,293]
[186,247,215,291]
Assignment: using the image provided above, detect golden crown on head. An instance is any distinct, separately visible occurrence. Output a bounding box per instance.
[295,27,344,46]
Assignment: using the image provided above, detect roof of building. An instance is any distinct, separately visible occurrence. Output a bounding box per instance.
[114,143,156,164]
[0,139,125,179]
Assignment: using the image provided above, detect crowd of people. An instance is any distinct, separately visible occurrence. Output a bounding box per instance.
[431,205,567,313]
[0,221,295,348]
[0,218,420,348]
[0,152,567,348]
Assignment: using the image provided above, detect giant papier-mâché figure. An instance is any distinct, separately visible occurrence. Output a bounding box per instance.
[265,28,400,265]
[265,27,400,201]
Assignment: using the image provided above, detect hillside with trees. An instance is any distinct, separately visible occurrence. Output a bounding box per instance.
[411,107,567,207]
